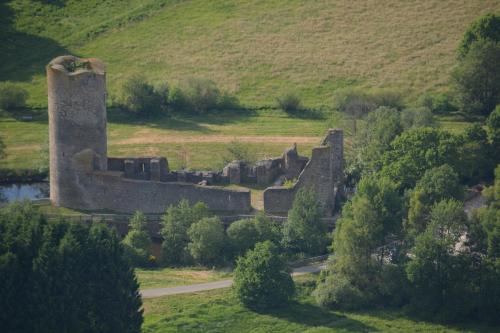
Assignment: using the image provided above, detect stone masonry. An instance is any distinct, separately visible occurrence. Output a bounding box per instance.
[47,56,251,214]
[47,55,343,216]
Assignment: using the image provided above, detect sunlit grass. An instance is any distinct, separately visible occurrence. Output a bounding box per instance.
[2,0,500,108]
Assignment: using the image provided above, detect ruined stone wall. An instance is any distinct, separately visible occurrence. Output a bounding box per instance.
[76,171,251,214]
[47,55,251,214]
[47,56,107,208]
[263,129,343,216]
[107,157,169,181]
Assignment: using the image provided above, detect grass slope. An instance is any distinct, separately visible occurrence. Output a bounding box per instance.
[1,0,500,108]
[142,275,497,333]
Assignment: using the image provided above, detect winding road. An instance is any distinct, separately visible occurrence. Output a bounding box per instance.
[141,262,326,299]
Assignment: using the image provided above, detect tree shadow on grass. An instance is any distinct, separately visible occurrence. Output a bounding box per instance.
[261,301,377,332]
[0,1,73,83]
[106,108,258,134]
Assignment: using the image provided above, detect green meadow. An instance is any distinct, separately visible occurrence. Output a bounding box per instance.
[2,0,500,108]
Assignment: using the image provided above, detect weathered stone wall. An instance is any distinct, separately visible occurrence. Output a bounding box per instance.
[73,170,251,214]
[47,56,107,208]
[263,129,343,216]
[107,157,169,181]
[47,55,251,214]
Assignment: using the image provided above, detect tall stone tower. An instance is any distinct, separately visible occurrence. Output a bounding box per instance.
[47,56,107,207]
[322,129,344,215]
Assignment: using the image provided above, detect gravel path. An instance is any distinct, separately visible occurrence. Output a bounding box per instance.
[141,262,326,299]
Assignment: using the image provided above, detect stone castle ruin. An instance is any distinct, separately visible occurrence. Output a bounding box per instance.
[47,56,344,216]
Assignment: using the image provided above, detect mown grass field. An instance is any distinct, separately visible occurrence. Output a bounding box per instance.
[0,108,329,171]
[0,107,471,173]
[142,274,496,333]
[2,0,500,108]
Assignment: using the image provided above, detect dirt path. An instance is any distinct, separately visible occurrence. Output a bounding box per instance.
[113,134,321,145]
[140,262,326,299]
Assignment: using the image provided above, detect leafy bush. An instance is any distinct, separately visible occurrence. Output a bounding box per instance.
[170,77,239,114]
[160,200,210,266]
[222,140,256,165]
[0,84,28,110]
[122,211,152,267]
[369,88,405,110]
[0,202,143,333]
[452,40,500,116]
[352,106,402,173]
[233,241,294,310]
[418,92,457,114]
[282,187,328,255]
[121,75,168,116]
[227,218,260,257]
[400,107,436,130]
[253,212,282,245]
[226,214,282,258]
[276,92,302,114]
[314,263,374,310]
[458,12,500,59]
[333,88,404,135]
[187,216,225,266]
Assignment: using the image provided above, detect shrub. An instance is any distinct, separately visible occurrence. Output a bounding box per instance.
[0,84,28,110]
[452,40,500,116]
[227,218,260,257]
[333,88,404,135]
[122,211,152,267]
[233,241,294,310]
[315,268,371,310]
[0,201,143,333]
[276,92,302,114]
[332,88,375,134]
[160,200,210,266]
[418,92,457,114]
[222,140,256,165]
[253,212,282,245]
[458,12,500,59]
[352,106,402,173]
[169,77,239,114]
[282,187,328,255]
[187,216,225,266]
[121,75,168,116]
[370,88,405,110]
[400,107,436,130]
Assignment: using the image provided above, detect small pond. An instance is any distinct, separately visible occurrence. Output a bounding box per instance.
[0,182,49,203]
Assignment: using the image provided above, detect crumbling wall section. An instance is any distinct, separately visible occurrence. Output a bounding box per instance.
[47,55,251,214]
[263,129,343,216]
[74,171,251,214]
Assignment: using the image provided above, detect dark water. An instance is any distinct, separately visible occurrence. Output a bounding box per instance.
[0,183,49,203]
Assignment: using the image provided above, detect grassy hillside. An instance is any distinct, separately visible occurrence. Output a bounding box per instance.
[1,0,499,108]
